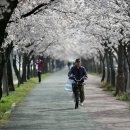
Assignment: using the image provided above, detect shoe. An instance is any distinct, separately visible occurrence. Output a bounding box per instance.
[80,102,83,106]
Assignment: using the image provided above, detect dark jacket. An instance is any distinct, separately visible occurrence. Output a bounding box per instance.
[68,66,87,82]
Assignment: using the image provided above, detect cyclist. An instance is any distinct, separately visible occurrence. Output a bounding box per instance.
[68,59,87,106]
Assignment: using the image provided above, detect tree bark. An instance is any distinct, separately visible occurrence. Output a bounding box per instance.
[128,44,130,71]
[18,54,22,85]
[124,58,128,92]
[0,0,18,98]
[7,57,15,91]
[91,58,96,73]
[27,59,31,80]
[0,53,5,100]
[109,51,116,87]
[99,55,102,73]
[43,57,49,73]
[13,55,21,86]
[2,62,9,96]
[128,44,130,90]
[33,59,37,77]
[30,64,33,77]
[0,0,18,47]
[22,54,27,82]
[105,50,111,84]
[101,56,106,82]
[115,44,125,95]
[0,43,14,98]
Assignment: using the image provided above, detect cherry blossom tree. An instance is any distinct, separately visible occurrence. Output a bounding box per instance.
[1,0,130,99]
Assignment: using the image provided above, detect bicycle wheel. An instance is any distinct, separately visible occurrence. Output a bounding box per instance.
[75,90,79,109]
[75,100,79,109]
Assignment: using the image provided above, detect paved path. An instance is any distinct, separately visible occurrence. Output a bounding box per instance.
[84,75,130,130]
[1,68,130,130]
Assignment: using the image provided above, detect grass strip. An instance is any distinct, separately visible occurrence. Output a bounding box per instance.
[100,82,130,101]
[0,73,51,125]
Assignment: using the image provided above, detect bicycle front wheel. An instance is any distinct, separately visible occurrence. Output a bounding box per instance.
[75,90,80,109]
[75,100,79,109]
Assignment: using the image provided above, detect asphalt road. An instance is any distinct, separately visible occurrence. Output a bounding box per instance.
[2,67,130,130]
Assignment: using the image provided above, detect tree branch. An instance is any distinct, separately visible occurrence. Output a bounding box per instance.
[52,8,76,15]
[21,0,56,18]
[38,42,54,54]
[112,46,118,54]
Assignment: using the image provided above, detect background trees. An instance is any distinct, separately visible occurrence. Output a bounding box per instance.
[0,0,130,100]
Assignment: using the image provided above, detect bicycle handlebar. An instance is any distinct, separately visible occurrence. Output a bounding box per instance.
[71,76,87,82]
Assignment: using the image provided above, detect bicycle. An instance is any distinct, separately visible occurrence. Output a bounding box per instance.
[72,76,86,109]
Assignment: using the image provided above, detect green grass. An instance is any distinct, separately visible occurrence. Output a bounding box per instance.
[0,73,51,125]
[116,92,130,101]
[100,82,116,93]
[103,84,115,91]
[100,82,130,101]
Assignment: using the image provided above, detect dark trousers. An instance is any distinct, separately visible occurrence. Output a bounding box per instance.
[38,71,41,82]
[72,83,85,103]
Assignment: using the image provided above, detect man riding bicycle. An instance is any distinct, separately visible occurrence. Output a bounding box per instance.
[68,59,87,106]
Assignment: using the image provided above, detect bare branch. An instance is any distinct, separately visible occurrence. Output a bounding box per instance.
[21,0,56,18]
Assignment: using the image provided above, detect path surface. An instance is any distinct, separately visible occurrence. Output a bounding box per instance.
[1,68,130,130]
[84,75,130,130]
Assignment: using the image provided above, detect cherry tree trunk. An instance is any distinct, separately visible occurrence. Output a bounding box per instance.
[0,53,4,100]
[127,44,130,90]
[115,44,125,95]
[109,51,115,87]
[27,59,31,80]
[52,59,56,72]
[43,57,49,73]
[7,57,15,91]
[13,55,22,86]
[101,57,105,82]
[22,54,27,82]
[0,0,18,96]
[105,51,111,84]
[99,56,102,73]
[30,64,33,78]
[128,44,130,72]
[91,58,96,73]
[2,62,9,96]
[33,59,37,77]
[0,0,18,47]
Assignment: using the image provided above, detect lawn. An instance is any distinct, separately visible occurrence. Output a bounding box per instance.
[0,73,51,125]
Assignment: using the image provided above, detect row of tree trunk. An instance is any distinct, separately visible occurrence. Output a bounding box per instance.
[0,47,65,100]
[82,43,130,96]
